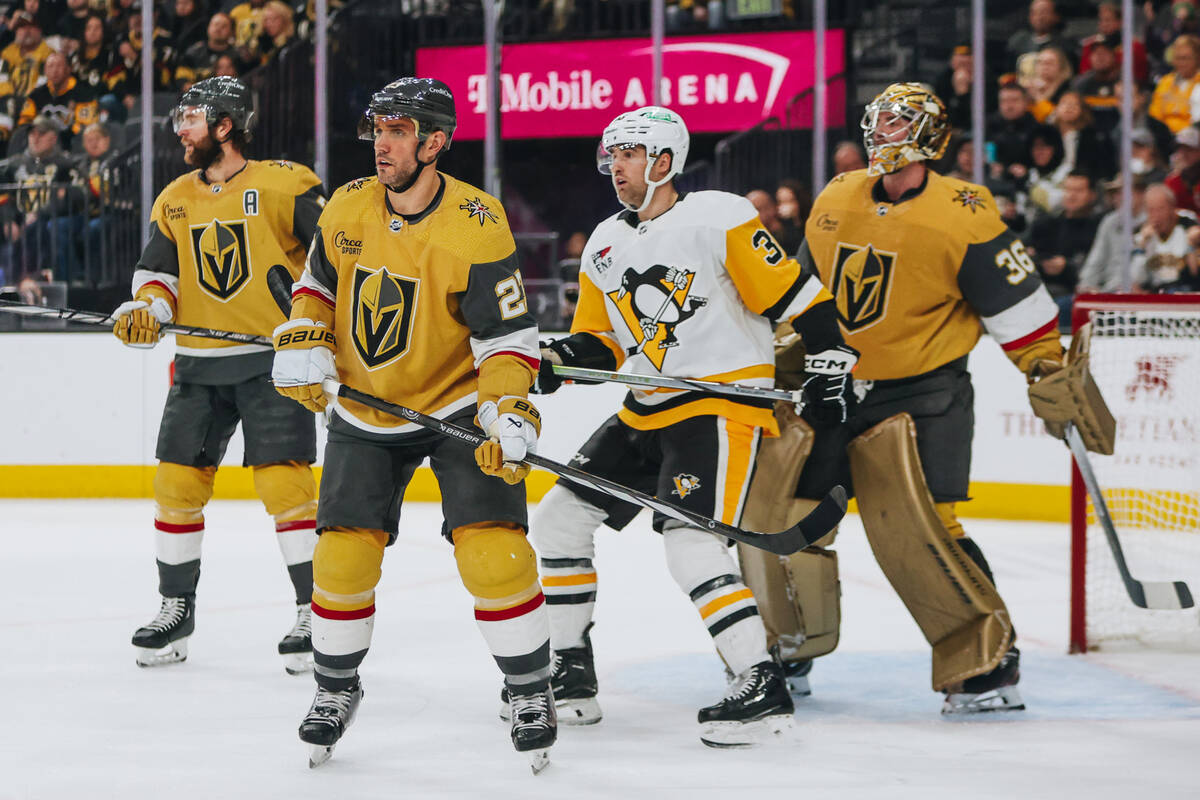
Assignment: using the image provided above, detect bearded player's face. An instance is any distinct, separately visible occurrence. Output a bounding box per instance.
[176,107,221,169]
[373,116,421,189]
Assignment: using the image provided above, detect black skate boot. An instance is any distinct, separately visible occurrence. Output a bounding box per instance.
[299,680,363,768]
[698,660,795,748]
[132,595,195,667]
[942,646,1025,714]
[509,687,557,775]
[278,603,313,676]
[500,629,601,725]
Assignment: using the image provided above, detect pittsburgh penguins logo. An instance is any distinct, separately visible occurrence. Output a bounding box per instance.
[351,264,419,370]
[190,219,251,300]
[606,265,707,370]
[831,242,896,332]
[672,473,701,499]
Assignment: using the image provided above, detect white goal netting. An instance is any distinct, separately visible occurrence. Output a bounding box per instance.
[1075,302,1200,651]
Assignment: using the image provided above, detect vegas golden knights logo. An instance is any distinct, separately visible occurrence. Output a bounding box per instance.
[352,264,419,370]
[831,242,896,331]
[190,219,251,300]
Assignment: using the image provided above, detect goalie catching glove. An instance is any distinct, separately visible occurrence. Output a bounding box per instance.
[475,396,541,485]
[272,318,337,413]
[111,295,174,348]
[802,344,859,425]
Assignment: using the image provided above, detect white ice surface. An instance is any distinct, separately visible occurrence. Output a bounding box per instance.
[1,500,1197,800]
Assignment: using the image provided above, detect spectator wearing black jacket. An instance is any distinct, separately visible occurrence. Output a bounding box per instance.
[1050,90,1115,180]
[1026,170,1100,325]
[934,43,996,130]
[988,79,1037,181]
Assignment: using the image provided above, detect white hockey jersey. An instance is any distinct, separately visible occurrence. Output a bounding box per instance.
[572,190,834,434]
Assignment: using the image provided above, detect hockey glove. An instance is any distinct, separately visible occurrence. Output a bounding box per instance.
[475,396,541,485]
[272,318,337,413]
[801,344,859,426]
[111,297,173,348]
[535,343,565,394]
[533,334,618,394]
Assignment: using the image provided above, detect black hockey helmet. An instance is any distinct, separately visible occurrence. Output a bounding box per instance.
[171,76,256,137]
[357,77,457,152]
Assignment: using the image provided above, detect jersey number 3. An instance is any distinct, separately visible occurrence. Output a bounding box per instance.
[995,241,1035,285]
[752,230,784,265]
[495,271,528,320]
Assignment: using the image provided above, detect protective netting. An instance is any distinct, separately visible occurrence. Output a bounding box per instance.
[1081,306,1200,650]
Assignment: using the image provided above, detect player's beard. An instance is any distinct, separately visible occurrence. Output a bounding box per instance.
[185,131,223,172]
[377,156,426,194]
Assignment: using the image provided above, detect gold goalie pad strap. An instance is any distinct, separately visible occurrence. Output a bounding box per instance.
[737,403,841,660]
[1027,322,1116,455]
[847,413,1013,691]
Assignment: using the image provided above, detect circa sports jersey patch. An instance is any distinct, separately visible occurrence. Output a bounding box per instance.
[460,196,499,226]
[831,242,895,332]
[189,218,251,301]
[672,473,701,499]
[952,186,987,213]
[351,264,420,370]
[606,265,707,371]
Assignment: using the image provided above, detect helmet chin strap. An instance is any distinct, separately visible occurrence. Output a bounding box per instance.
[622,154,673,213]
[386,151,437,195]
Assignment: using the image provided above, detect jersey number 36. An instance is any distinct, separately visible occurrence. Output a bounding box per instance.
[994,241,1036,285]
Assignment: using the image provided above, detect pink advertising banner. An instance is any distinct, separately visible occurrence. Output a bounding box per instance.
[415,30,845,140]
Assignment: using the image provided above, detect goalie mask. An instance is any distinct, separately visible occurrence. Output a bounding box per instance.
[171,76,256,140]
[598,106,689,213]
[860,83,950,176]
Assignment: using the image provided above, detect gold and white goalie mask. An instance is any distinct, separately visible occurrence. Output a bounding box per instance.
[861,82,951,176]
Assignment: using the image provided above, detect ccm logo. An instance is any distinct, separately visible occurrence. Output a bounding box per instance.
[807,357,853,372]
[278,329,335,347]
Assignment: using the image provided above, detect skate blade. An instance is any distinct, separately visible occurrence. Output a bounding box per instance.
[307,743,334,768]
[941,685,1025,715]
[134,639,188,667]
[699,713,794,748]
[787,675,812,698]
[283,651,314,676]
[500,696,601,726]
[527,749,550,775]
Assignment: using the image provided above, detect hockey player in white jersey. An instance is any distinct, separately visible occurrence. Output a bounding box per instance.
[519,106,857,747]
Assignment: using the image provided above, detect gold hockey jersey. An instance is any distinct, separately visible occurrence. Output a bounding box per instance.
[133,159,325,384]
[293,173,539,436]
[801,169,1060,381]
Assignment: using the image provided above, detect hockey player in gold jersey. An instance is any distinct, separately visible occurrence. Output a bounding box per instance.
[526,107,857,747]
[270,78,555,771]
[742,83,1110,713]
[111,77,325,674]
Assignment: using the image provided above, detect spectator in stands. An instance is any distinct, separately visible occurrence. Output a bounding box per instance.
[170,0,209,54]
[1165,124,1200,212]
[666,1,724,33]
[1024,46,1074,123]
[1079,2,1149,84]
[177,12,240,89]
[1008,0,1075,81]
[229,0,268,49]
[988,78,1037,182]
[253,0,296,65]
[1074,33,1121,131]
[17,51,100,148]
[832,140,866,175]
[2,11,53,99]
[0,115,80,281]
[53,120,116,283]
[1114,79,1175,158]
[774,178,810,235]
[19,0,56,37]
[746,188,801,255]
[935,44,996,130]
[58,0,92,51]
[1026,171,1100,325]
[108,8,177,109]
[947,134,975,182]
[1079,174,1148,293]
[1130,127,1170,184]
[1149,33,1200,133]
[1133,182,1200,290]
[1050,90,1115,179]
[213,52,239,78]
[106,0,139,40]
[1023,123,1070,217]
[1145,0,1200,66]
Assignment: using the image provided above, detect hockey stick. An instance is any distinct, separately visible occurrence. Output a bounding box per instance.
[1066,423,1194,610]
[552,364,803,405]
[321,379,846,555]
[0,299,273,346]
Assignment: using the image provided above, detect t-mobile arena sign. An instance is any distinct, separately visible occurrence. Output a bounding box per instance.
[415,30,844,140]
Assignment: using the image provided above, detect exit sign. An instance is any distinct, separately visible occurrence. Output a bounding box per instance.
[726,0,783,19]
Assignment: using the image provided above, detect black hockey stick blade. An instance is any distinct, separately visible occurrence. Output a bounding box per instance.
[267,264,294,317]
[324,381,845,555]
[1066,425,1194,610]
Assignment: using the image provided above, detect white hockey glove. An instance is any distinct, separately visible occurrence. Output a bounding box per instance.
[272,318,337,413]
[802,344,859,426]
[111,297,173,348]
[474,396,542,485]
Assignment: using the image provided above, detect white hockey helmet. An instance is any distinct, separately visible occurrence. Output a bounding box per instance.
[597,106,690,212]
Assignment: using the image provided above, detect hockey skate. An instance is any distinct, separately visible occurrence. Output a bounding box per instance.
[299,681,363,768]
[508,687,557,774]
[781,657,813,697]
[500,639,601,725]
[942,646,1025,715]
[278,603,313,675]
[698,660,795,748]
[131,595,195,667]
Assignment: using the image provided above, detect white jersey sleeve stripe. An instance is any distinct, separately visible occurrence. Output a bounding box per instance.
[470,325,540,370]
[980,288,1059,347]
[132,269,179,300]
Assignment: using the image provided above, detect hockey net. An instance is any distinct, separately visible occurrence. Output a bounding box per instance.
[1069,294,1200,653]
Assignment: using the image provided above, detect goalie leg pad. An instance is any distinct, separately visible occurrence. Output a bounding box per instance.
[847,413,1014,692]
[452,523,552,693]
[738,404,842,661]
[310,527,386,689]
[152,462,217,597]
[531,485,607,650]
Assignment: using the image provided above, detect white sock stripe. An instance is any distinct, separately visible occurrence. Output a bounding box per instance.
[155,529,203,565]
[276,529,318,566]
[312,613,374,657]
[476,610,551,659]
